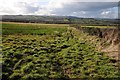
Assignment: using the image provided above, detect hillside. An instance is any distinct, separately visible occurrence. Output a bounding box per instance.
[73,25,120,61]
[2,15,119,26]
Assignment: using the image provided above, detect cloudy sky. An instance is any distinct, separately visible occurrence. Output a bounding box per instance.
[0,0,119,18]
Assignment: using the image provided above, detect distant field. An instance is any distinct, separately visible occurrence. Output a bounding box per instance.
[2,22,68,35]
[70,24,116,29]
[81,26,116,28]
[2,22,119,79]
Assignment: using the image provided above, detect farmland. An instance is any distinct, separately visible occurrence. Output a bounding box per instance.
[2,22,68,35]
[1,22,119,79]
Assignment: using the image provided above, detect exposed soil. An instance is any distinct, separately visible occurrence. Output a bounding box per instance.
[75,27,120,60]
[100,28,120,62]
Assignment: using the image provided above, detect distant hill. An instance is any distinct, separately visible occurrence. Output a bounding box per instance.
[1,15,119,26]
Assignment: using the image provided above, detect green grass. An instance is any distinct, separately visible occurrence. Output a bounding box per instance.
[2,22,119,79]
[70,24,116,28]
[2,22,68,35]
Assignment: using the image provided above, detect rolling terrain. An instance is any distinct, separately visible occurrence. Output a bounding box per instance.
[2,15,119,26]
[1,22,119,79]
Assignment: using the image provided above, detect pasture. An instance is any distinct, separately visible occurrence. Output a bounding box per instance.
[1,22,119,79]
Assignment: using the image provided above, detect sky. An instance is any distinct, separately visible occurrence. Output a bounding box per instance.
[0,0,119,18]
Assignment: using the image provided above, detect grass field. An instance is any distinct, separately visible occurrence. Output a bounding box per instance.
[81,26,115,28]
[2,22,68,35]
[1,22,119,79]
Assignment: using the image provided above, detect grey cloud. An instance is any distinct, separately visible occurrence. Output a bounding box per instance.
[25,6,39,13]
[16,2,39,14]
[50,2,118,18]
[6,1,118,18]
